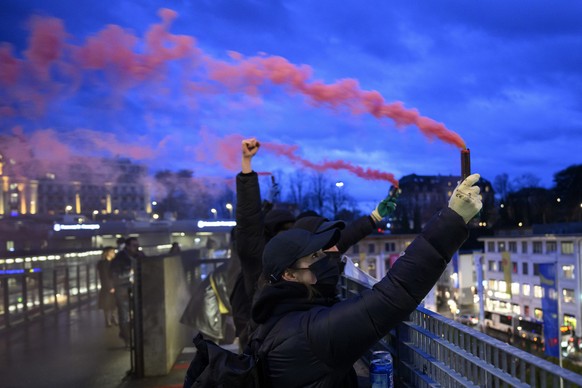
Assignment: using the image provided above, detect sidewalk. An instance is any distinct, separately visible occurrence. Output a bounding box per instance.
[0,302,194,388]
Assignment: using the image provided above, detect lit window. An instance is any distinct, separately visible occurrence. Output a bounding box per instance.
[488,260,496,271]
[563,265,575,280]
[561,242,574,255]
[489,279,497,290]
[499,281,507,293]
[534,285,543,298]
[511,283,520,295]
[564,289,574,304]
[523,284,531,296]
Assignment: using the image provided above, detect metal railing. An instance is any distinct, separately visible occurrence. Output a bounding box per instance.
[339,275,582,388]
[0,262,99,331]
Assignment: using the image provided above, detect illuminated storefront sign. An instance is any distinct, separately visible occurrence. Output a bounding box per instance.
[53,224,101,231]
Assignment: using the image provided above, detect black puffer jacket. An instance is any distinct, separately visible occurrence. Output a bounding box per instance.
[251,207,468,388]
[230,171,267,347]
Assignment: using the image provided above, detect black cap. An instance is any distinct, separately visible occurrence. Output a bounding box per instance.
[293,216,345,234]
[262,228,340,282]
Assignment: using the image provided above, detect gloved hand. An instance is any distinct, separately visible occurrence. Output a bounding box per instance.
[370,188,400,222]
[448,173,483,223]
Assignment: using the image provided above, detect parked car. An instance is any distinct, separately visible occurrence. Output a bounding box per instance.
[456,314,478,326]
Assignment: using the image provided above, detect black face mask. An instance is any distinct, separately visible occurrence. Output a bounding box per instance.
[325,251,347,274]
[309,256,340,286]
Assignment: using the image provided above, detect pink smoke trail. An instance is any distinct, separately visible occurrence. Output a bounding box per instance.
[207,55,465,149]
[0,8,465,150]
[207,132,398,186]
[261,142,398,187]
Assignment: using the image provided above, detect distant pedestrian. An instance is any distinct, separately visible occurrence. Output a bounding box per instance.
[169,242,181,254]
[96,247,117,327]
[110,237,144,348]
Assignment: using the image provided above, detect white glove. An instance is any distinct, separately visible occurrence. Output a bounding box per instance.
[448,173,483,223]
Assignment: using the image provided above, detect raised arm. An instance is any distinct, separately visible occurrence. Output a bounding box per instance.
[336,187,399,253]
[308,174,482,368]
[235,138,266,297]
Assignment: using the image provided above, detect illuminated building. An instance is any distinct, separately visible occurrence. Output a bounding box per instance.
[480,226,582,335]
[0,152,151,218]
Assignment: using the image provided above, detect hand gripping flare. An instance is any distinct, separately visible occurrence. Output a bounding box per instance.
[371,186,400,222]
[448,173,483,224]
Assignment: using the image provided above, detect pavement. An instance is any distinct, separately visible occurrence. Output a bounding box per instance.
[0,301,193,388]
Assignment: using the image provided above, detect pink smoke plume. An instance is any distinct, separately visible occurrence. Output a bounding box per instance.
[206,132,398,186]
[0,127,165,180]
[0,8,465,150]
[261,142,399,187]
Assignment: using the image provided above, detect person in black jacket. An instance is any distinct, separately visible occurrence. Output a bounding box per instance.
[96,246,117,327]
[230,137,296,349]
[251,173,483,387]
[231,137,399,350]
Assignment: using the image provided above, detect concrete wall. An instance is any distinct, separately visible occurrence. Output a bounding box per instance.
[140,255,191,376]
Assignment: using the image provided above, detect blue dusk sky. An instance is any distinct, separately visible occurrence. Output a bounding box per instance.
[1,0,581,208]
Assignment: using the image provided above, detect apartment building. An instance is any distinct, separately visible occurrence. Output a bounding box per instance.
[480,232,582,333]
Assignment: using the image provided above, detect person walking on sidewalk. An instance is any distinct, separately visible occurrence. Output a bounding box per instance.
[96,246,117,328]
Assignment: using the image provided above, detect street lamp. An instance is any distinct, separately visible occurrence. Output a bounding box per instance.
[92,210,98,220]
[210,208,217,219]
[65,205,72,214]
[225,203,233,219]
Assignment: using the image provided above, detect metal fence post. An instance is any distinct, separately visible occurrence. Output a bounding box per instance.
[65,266,70,308]
[2,277,10,328]
[131,255,145,378]
[86,263,91,297]
[53,269,59,310]
[22,273,28,321]
[39,272,44,316]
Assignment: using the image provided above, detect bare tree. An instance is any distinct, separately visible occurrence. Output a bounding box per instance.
[306,172,329,216]
[329,182,349,219]
[286,171,308,209]
[512,173,541,190]
[493,173,513,201]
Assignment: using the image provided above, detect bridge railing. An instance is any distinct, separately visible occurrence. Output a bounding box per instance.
[0,262,99,330]
[339,275,582,388]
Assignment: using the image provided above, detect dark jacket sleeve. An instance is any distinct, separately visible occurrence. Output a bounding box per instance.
[235,171,265,298]
[335,215,376,254]
[307,207,468,368]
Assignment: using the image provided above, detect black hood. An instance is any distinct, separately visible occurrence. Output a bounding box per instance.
[251,282,337,324]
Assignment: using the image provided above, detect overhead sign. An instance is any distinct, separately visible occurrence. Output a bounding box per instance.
[197,221,237,228]
[53,224,101,231]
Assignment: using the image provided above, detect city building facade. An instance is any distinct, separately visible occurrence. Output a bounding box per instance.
[0,153,151,218]
[480,232,582,335]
